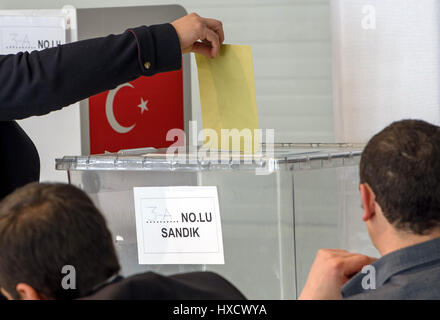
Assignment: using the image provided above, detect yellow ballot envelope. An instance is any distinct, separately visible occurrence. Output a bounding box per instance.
[195,45,259,153]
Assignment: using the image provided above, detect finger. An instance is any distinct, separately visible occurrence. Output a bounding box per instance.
[204,18,225,44]
[316,248,350,257]
[192,41,214,58]
[323,249,350,253]
[203,28,220,58]
[342,254,377,278]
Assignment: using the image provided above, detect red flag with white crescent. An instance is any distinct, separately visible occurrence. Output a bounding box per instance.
[88,69,184,154]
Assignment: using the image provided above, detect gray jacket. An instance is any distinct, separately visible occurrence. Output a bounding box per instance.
[342,237,440,300]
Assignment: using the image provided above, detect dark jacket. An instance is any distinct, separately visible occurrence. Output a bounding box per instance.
[81,271,246,300]
[0,24,181,199]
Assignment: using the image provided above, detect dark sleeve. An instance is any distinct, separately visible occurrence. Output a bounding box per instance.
[0,23,181,121]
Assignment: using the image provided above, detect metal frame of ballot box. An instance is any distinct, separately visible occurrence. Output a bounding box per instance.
[56,144,374,299]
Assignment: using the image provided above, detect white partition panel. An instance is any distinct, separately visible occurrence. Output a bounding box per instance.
[332,0,440,142]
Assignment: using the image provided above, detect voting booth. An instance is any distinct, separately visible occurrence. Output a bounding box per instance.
[75,5,192,155]
[56,144,376,299]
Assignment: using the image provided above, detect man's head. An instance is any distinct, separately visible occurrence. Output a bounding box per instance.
[360,119,440,252]
[0,183,120,300]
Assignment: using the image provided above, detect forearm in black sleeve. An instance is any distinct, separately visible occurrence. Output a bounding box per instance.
[0,23,181,121]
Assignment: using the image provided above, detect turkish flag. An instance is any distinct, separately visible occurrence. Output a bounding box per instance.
[88,69,184,154]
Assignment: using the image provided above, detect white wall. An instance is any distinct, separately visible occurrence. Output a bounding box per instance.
[0,0,333,182]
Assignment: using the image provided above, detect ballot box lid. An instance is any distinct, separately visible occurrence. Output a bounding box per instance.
[56,143,364,172]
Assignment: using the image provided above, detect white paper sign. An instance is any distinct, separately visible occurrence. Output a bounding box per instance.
[133,186,224,264]
[0,15,66,54]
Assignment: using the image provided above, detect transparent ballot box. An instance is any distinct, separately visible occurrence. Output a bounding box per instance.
[56,144,377,299]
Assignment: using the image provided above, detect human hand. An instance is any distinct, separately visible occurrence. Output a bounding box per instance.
[298,249,377,300]
[171,13,225,58]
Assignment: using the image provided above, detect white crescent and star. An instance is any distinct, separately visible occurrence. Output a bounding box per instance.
[105,83,149,134]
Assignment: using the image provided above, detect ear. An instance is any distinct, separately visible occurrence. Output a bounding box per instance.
[15,283,44,300]
[360,183,376,222]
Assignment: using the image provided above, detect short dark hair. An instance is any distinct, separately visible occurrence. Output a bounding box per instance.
[360,119,440,235]
[0,183,120,299]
